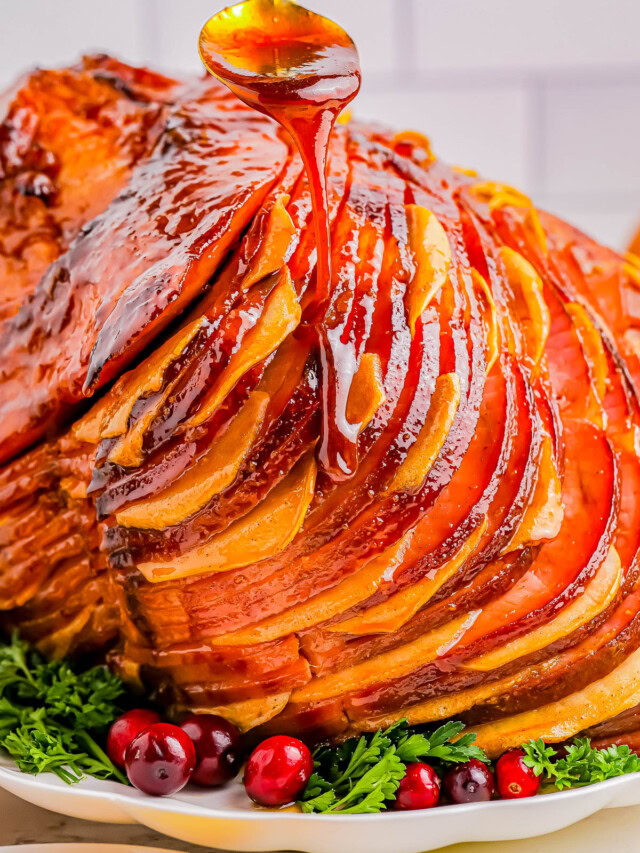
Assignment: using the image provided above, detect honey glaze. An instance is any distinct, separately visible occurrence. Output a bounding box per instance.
[9,47,640,756]
[199,0,361,479]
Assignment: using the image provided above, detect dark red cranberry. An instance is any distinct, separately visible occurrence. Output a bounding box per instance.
[443,759,495,804]
[180,713,242,787]
[125,723,196,796]
[107,709,160,768]
[243,735,313,807]
[496,749,541,799]
[394,762,441,810]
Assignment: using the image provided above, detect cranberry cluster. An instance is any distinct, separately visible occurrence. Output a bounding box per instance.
[107,710,540,808]
[107,708,312,804]
[107,708,243,796]
[396,751,540,810]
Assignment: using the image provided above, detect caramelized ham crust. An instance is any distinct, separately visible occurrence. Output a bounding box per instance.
[2,58,640,753]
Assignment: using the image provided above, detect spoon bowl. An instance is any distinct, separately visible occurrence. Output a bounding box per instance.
[198,0,360,110]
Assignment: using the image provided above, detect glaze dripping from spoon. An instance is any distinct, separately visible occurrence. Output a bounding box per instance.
[199,0,362,480]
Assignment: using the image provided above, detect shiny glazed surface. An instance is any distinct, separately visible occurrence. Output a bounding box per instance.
[200,0,361,478]
[2,34,640,757]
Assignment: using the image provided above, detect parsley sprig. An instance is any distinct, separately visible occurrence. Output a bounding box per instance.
[298,719,488,813]
[3,635,640,805]
[0,634,129,785]
[522,737,640,790]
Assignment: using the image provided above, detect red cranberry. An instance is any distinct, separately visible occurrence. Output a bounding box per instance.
[394,762,441,810]
[180,714,242,787]
[243,735,313,807]
[443,759,495,804]
[125,723,196,796]
[107,709,160,767]
[496,749,541,799]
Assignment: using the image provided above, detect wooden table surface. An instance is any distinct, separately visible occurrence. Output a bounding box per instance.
[3,785,640,851]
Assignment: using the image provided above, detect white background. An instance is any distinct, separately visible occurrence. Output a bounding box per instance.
[2,0,640,251]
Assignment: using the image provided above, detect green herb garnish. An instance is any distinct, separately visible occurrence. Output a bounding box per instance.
[298,718,489,813]
[0,634,128,785]
[522,737,640,790]
[3,633,640,804]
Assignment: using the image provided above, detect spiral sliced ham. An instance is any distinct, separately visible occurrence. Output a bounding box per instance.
[3,57,640,755]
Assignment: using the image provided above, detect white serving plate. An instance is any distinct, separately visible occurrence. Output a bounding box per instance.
[1,754,640,853]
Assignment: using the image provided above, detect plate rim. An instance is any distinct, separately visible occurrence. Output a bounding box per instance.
[3,758,640,853]
[0,756,638,822]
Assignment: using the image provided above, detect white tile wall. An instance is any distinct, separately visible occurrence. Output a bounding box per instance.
[1,0,639,252]
[355,84,530,189]
[542,81,640,195]
[0,0,148,76]
[413,0,640,73]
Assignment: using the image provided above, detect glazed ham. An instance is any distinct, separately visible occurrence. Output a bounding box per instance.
[3,57,640,755]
